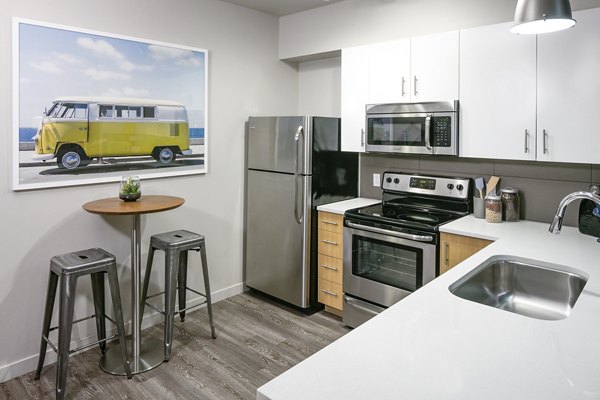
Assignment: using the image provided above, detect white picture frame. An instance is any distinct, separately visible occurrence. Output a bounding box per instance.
[12,18,208,190]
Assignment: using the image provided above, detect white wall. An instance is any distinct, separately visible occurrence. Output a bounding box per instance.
[297,57,341,117]
[281,0,600,60]
[0,0,298,381]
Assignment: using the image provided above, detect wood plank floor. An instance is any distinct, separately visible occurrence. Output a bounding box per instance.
[0,292,349,400]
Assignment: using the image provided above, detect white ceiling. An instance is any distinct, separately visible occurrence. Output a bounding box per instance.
[219,0,345,16]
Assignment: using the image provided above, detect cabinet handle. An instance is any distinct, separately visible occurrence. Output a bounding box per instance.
[402,76,406,96]
[413,76,418,96]
[361,128,365,147]
[524,129,529,153]
[321,289,338,297]
[321,264,338,271]
[321,240,338,245]
[322,220,338,226]
[444,242,450,266]
[543,129,549,154]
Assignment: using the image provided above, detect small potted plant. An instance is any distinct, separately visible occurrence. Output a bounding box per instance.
[119,175,141,201]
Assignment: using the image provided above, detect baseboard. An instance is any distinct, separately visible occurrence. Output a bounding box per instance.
[0,282,244,384]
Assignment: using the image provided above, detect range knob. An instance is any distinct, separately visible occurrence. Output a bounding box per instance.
[386,177,392,183]
[447,183,454,190]
[456,184,464,191]
[393,178,400,184]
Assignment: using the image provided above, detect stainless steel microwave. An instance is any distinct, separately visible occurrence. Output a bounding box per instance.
[365,101,458,156]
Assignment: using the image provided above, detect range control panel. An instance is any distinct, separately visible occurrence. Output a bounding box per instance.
[382,172,470,199]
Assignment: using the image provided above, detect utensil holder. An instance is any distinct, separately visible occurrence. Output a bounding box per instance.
[473,197,485,219]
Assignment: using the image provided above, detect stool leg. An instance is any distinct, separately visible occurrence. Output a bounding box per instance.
[199,241,216,339]
[164,249,180,361]
[106,266,133,379]
[177,250,188,322]
[90,272,106,354]
[35,270,59,380]
[56,274,78,400]
[140,245,155,325]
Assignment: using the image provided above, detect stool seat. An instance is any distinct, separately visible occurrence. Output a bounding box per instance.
[150,230,205,251]
[35,248,131,400]
[50,248,117,274]
[141,230,215,362]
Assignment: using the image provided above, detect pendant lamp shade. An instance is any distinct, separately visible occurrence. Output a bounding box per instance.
[511,0,576,34]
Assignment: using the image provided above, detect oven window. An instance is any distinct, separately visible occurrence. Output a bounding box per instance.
[352,235,423,291]
[367,117,425,146]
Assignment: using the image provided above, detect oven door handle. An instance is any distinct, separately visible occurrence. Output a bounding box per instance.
[346,221,434,242]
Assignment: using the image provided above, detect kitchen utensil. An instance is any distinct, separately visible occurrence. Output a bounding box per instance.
[486,176,500,196]
[475,178,485,198]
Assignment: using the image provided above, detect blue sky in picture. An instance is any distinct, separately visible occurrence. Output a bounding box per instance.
[18,22,205,134]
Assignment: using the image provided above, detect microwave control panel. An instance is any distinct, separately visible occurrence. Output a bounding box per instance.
[431,116,452,147]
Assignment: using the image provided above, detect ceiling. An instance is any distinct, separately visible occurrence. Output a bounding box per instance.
[219,0,345,16]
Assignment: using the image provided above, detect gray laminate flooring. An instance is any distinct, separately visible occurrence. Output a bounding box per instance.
[0,291,349,399]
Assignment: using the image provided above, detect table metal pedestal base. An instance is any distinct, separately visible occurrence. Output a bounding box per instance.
[100,337,164,375]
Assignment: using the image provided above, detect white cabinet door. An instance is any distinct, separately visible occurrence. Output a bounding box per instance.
[537,7,600,164]
[410,31,459,102]
[459,22,536,160]
[367,39,411,104]
[341,45,369,152]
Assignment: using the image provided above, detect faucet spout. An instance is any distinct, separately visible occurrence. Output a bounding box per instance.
[549,189,600,234]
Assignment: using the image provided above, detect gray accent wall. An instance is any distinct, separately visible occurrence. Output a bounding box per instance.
[360,153,600,227]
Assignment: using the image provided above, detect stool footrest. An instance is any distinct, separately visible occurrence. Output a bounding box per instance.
[144,286,208,316]
[49,314,97,332]
[43,333,119,355]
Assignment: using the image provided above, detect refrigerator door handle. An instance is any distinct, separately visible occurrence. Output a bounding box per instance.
[294,126,304,223]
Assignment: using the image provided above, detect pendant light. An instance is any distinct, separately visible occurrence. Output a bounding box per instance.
[511,0,576,34]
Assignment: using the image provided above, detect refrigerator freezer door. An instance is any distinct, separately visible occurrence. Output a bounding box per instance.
[245,169,312,308]
[248,116,311,175]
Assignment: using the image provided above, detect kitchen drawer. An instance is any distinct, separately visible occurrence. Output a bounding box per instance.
[318,212,344,234]
[318,279,343,310]
[318,254,343,284]
[318,230,343,259]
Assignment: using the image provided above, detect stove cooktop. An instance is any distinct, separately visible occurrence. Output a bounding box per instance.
[345,172,472,232]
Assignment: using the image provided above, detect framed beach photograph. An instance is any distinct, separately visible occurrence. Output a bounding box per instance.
[12,18,207,190]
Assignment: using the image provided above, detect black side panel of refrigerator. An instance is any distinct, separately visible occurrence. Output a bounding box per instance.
[311,117,359,208]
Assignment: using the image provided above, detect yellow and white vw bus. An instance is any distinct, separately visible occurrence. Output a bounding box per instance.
[34,97,191,169]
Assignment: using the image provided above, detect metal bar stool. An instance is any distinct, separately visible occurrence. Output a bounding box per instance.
[140,230,216,362]
[34,248,132,400]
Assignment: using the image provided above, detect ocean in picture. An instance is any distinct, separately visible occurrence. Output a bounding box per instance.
[18,127,205,143]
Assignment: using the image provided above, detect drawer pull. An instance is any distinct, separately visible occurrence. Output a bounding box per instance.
[322,220,338,225]
[321,289,338,297]
[321,240,338,245]
[321,264,338,271]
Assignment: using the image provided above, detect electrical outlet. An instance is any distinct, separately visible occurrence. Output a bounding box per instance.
[373,173,381,187]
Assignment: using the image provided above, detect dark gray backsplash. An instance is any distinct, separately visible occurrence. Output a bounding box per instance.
[359,153,599,227]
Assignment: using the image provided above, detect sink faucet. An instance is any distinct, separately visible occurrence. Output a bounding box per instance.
[549,185,600,234]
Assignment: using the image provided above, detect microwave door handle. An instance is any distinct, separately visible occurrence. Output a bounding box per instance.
[346,221,434,242]
[294,126,304,223]
[424,115,433,152]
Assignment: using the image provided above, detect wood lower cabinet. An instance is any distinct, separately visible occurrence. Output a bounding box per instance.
[440,232,493,275]
[317,211,345,314]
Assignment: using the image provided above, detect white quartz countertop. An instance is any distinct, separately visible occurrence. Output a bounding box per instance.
[257,215,600,400]
[316,197,380,214]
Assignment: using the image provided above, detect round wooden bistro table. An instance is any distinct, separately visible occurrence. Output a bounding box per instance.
[83,195,184,375]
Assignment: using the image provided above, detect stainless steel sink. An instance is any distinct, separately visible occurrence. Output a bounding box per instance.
[449,257,588,320]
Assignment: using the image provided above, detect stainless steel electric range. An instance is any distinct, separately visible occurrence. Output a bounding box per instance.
[343,172,472,328]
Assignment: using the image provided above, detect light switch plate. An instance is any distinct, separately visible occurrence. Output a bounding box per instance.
[373,173,381,187]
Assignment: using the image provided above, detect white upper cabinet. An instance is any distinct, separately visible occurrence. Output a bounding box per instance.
[410,31,459,102]
[367,39,411,104]
[537,7,600,164]
[459,22,537,160]
[341,45,369,152]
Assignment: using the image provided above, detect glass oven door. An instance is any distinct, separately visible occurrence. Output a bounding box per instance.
[343,222,437,308]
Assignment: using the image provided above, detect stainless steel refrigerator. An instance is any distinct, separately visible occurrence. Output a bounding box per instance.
[245,116,358,310]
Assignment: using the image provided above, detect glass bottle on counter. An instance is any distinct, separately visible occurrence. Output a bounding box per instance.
[501,187,520,222]
[485,194,502,223]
